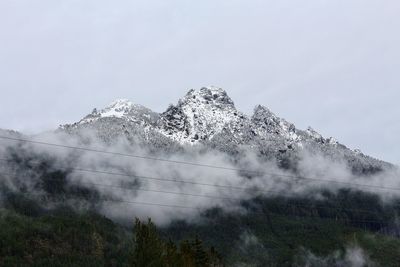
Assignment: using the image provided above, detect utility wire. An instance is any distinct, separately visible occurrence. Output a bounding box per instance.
[1,156,400,194]
[0,158,269,193]
[0,137,394,246]
[0,171,392,216]
[1,137,399,217]
[0,186,391,226]
[1,136,399,192]
[0,135,262,174]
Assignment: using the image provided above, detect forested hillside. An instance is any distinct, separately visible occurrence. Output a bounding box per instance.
[1,154,400,266]
[0,88,399,266]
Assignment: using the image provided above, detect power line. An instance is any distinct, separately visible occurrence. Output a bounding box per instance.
[1,136,399,192]
[1,137,400,217]
[0,158,268,193]
[0,171,392,216]
[0,135,262,174]
[0,137,395,244]
[0,170,242,201]
[0,187,391,226]
[1,156,400,194]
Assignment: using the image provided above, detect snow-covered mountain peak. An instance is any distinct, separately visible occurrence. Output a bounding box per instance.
[306,127,323,140]
[100,99,137,118]
[59,86,390,173]
[106,98,134,109]
[180,86,235,109]
[252,105,298,140]
[159,87,244,143]
[305,127,339,145]
[72,99,158,126]
[253,105,276,119]
[252,105,295,130]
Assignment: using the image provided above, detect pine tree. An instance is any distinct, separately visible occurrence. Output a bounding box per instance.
[193,237,209,267]
[131,218,223,267]
[131,218,164,267]
[180,240,196,267]
[164,239,184,267]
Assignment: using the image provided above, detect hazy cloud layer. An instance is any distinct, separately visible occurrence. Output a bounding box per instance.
[1,131,399,224]
[0,0,399,164]
[297,246,376,267]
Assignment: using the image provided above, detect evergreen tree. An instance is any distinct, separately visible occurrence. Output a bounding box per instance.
[131,218,164,267]
[193,237,209,267]
[180,240,196,267]
[131,218,223,267]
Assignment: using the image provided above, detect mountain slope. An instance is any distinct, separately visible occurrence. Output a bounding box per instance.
[61,86,389,174]
[1,87,400,267]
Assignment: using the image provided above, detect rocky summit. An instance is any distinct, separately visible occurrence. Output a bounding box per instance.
[61,86,389,174]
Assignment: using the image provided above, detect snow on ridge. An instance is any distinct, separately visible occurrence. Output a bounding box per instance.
[159,86,244,143]
[68,87,311,146]
[305,127,339,146]
[100,99,139,118]
[57,86,389,171]
[181,87,235,108]
[252,105,299,142]
[306,127,323,140]
[63,87,344,150]
[74,99,156,126]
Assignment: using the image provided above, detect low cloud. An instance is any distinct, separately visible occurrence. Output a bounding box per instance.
[296,246,376,267]
[0,129,399,224]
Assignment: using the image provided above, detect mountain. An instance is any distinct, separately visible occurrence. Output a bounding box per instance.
[61,86,389,174]
[2,87,400,266]
[0,128,22,138]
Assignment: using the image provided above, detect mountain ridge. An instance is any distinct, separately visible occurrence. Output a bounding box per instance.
[59,86,390,175]
[1,88,399,267]
[62,86,335,146]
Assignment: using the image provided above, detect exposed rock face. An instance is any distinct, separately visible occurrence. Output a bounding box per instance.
[60,86,390,174]
[159,87,245,143]
[71,99,159,127]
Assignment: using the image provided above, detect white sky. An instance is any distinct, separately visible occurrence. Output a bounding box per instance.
[0,0,399,164]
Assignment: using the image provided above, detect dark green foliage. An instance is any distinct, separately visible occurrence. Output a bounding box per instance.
[131,218,223,267]
[1,191,44,217]
[1,191,400,266]
[131,218,165,266]
[163,190,400,266]
[1,150,400,266]
[0,209,132,267]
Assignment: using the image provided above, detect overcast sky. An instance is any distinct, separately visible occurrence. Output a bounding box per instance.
[0,0,399,164]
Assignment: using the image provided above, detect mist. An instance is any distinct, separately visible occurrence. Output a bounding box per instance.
[296,245,376,267]
[0,129,399,225]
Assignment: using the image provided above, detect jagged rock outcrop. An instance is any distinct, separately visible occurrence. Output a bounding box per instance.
[60,86,391,174]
